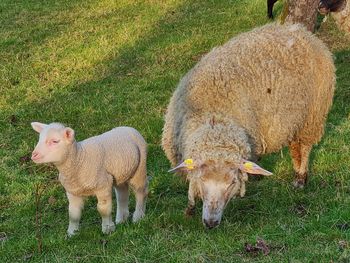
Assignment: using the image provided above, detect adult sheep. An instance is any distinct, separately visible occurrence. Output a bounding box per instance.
[161,23,335,229]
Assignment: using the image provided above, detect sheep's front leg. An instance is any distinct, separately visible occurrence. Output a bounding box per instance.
[66,192,84,237]
[96,191,115,234]
[114,183,130,224]
[185,180,196,217]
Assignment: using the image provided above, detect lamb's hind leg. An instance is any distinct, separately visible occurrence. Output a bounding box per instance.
[115,183,130,224]
[132,187,147,222]
[289,140,312,188]
[129,168,148,222]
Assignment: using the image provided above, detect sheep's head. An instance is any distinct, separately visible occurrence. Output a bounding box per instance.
[170,159,272,229]
[31,122,75,164]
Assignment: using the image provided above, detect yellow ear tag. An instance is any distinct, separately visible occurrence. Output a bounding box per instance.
[184,159,195,170]
[243,161,253,170]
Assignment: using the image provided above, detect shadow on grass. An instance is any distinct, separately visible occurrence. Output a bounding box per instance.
[2,0,268,161]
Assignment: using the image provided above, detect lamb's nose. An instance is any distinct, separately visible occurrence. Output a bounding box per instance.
[31,151,40,160]
[203,219,219,229]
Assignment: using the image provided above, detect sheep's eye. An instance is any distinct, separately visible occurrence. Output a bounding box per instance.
[51,139,60,144]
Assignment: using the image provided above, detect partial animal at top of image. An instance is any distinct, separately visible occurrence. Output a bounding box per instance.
[267,0,347,19]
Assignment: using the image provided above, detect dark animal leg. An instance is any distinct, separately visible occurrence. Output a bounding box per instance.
[267,0,279,19]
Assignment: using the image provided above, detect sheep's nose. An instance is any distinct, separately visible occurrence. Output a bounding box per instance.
[203,219,219,229]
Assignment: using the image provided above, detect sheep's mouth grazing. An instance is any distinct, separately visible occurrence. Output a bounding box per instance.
[203,219,220,229]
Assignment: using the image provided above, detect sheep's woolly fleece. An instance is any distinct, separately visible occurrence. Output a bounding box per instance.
[162,23,335,194]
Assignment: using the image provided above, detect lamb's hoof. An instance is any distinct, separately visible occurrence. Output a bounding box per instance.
[102,223,115,234]
[67,224,79,237]
[116,211,130,224]
[132,210,145,223]
[67,229,78,238]
[185,206,195,217]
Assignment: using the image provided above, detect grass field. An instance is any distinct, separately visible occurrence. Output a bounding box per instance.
[1,0,350,262]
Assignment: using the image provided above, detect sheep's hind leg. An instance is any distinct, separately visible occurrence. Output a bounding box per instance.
[289,141,312,188]
[96,191,115,234]
[115,183,130,224]
[66,192,84,237]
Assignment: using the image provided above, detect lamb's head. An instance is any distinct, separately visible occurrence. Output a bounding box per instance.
[170,159,272,229]
[31,122,75,164]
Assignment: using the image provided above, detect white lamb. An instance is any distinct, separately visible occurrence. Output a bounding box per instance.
[31,122,148,236]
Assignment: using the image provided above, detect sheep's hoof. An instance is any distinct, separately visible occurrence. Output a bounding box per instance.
[185,206,195,217]
[293,180,305,189]
[293,172,308,189]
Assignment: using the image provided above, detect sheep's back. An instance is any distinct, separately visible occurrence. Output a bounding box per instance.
[173,23,335,155]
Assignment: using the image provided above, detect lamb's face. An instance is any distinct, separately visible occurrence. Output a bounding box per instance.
[31,122,75,164]
[196,166,242,229]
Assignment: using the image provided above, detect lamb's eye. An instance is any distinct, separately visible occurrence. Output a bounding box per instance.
[51,139,60,144]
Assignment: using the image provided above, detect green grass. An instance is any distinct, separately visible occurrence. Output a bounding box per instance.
[1,0,350,262]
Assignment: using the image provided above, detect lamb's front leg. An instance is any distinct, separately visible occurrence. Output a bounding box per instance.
[66,192,84,237]
[96,190,115,234]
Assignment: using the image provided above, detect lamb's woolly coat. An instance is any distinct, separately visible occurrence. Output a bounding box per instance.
[162,23,335,176]
[32,123,148,235]
[58,126,147,196]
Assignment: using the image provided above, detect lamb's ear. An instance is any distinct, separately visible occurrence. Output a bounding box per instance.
[31,122,47,133]
[63,127,75,142]
[168,159,196,173]
[239,159,273,176]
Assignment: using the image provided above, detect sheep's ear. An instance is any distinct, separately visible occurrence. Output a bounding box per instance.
[239,159,272,176]
[31,122,47,133]
[63,127,75,142]
[168,159,196,173]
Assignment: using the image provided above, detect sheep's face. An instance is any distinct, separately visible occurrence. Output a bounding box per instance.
[174,159,272,229]
[195,165,241,229]
[31,122,75,164]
